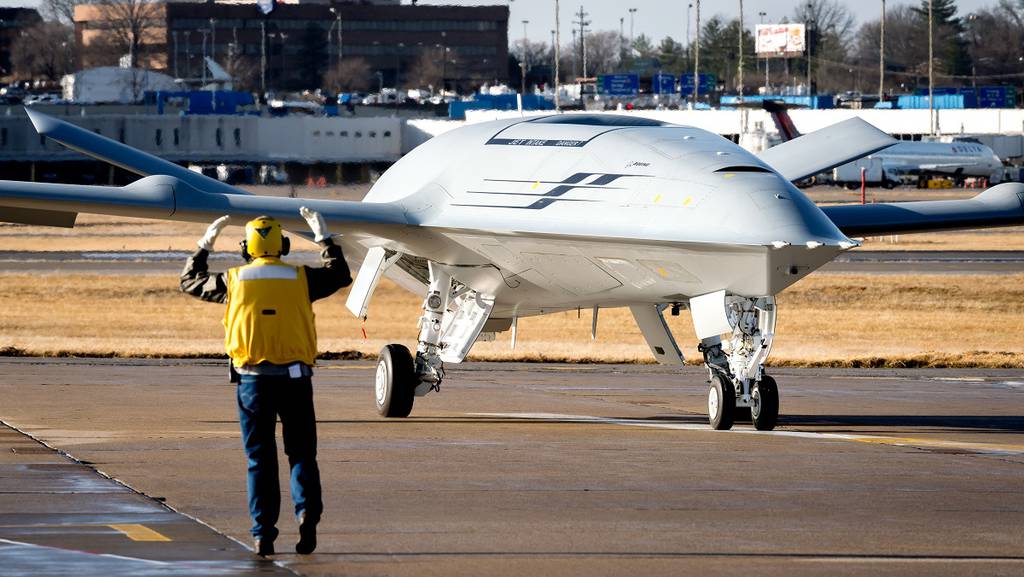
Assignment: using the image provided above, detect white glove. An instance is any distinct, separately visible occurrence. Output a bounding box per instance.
[198,215,231,251]
[300,206,330,242]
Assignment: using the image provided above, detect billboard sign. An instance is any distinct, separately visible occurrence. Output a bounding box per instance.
[680,73,717,95]
[755,24,806,58]
[654,73,676,95]
[599,74,640,96]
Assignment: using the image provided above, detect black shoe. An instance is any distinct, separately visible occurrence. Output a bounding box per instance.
[255,538,275,557]
[296,512,317,555]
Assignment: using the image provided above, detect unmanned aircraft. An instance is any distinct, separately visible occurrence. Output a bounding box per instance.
[1,109,1022,431]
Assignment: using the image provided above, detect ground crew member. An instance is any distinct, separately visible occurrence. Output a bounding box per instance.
[180,208,351,557]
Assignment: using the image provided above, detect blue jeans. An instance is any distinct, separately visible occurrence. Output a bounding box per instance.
[237,373,323,542]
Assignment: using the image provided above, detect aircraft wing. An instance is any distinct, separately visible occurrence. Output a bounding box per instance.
[820,183,1024,236]
[758,117,897,182]
[0,175,410,237]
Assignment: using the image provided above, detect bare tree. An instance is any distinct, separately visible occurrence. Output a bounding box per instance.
[10,21,74,81]
[584,31,620,76]
[88,0,164,69]
[40,0,85,24]
[323,58,372,93]
[405,49,444,90]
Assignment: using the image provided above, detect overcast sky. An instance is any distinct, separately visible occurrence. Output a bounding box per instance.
[0,0,1000,44]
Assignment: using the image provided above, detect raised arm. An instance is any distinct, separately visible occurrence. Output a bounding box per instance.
[180,216,230,304]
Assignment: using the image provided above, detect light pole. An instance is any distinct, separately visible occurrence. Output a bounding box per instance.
[279,32,289,90]
[628,8,637,56]
[395,41,404,111]
[738,0,744,99]
[521,19,529,95]
[209,18,216,65]
[687,3,692,70]
[694,0,700,106]
[200,29,209,85]
[968,13,977,88]
[806,1,812,95]
[440,31,447,94]
[879,0,886,101]
[619,17,625,62]
[759,11,767,93]
[928,0,934,134]
[184,30,191,79]
[554,0,560,111]
[328,7,342,74]
[259,21,265,96]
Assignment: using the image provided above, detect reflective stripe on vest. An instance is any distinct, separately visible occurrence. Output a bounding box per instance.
[224,259,317,368]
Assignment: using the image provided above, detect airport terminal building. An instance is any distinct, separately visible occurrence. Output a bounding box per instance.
[74,0,509,92]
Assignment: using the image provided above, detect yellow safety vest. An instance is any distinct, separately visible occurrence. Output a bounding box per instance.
[224,258,317,368]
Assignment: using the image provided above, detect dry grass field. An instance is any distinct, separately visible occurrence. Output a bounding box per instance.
[1,184,1022,367]
[1,272,1022,367]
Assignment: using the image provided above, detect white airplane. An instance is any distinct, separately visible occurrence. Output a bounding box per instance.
[2,109,1022,431]
[766,101,1005,186]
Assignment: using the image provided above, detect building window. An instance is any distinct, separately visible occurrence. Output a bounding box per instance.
[234,128,241,147]
[119,128,125,143]
[173,128,179,146]
[1,128,6,147]
[155,129,162,146]
[216,128,223,148]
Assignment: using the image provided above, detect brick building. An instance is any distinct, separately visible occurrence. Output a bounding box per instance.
[74,1,509,93]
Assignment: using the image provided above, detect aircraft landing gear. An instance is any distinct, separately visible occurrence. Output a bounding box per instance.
[699,295,780,431]
[376,262,452,418]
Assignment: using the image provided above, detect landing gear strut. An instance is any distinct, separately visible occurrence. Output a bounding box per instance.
[699,295,780,431]
[376,262,452,418]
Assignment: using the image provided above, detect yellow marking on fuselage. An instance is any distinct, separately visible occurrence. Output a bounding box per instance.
[656,267,669,278]
[108,524,172,542]
[683,196,693,206]
[653,194,662,203]
[531,181,541,190]
[723,173,736,179]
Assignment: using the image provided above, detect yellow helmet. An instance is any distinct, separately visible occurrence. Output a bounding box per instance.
[242,216,290,259]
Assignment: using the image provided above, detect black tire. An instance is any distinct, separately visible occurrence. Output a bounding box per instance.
[708,373,736,431]
[375,344,417,418]
[751,376,779,431]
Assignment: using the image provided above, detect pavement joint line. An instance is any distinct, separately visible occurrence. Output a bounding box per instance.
[470,413,1024,456]
[0,537,172,566]
[107,523,172,542]
[0,419,303,577]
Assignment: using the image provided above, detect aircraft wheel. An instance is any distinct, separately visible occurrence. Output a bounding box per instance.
[751,376,779,431]
[708,373,736,430]
[375,344,417,418]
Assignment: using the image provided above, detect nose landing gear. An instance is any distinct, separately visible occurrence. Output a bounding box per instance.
[698,295,780,431]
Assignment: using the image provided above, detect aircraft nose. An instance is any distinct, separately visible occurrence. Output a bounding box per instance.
[741,183,854,248]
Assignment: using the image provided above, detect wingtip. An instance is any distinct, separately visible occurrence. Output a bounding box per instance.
[24,107,59,135]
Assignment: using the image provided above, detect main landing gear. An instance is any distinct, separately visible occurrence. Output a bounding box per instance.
[699,295,780,431]
[374,263,452,418]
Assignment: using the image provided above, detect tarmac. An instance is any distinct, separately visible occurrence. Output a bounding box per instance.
[0,357,1022,576]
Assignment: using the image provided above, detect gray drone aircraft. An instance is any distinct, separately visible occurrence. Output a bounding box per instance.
[2,109,1022,431]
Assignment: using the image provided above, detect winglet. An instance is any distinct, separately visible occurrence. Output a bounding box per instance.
[757,117,897,182]
[24,108,246,197]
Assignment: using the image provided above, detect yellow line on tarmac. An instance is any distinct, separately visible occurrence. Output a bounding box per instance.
[108,524,172,542]
[848,436,1024,454]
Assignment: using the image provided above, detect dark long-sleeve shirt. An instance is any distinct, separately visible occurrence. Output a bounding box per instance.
[179,238,352,305]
